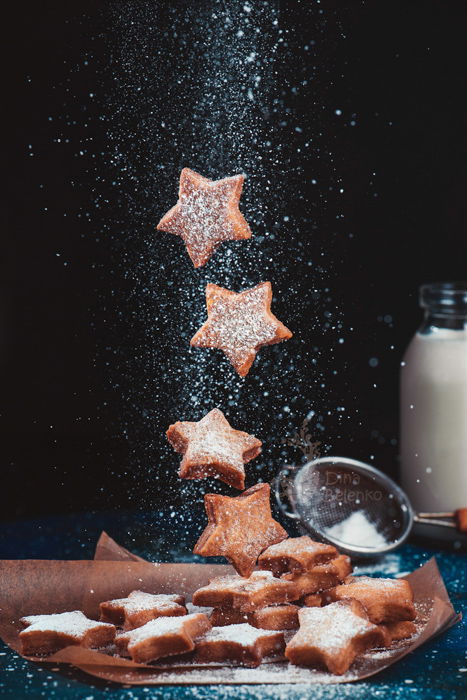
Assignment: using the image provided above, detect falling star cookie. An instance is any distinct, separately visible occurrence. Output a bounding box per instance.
[193,482,289,576]
[190,282,292,377]
[166,408,262,490]
[156,168,252,267]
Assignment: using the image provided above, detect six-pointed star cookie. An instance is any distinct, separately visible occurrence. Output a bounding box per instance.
[190,282,292,377]
[193,482,288,577]
[156,168,252,267]
[166,408,262,490]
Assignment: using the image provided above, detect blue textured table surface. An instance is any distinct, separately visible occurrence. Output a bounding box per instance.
[0,508,465,700]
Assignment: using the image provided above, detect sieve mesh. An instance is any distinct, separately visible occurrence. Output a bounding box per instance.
[276,457,413,556]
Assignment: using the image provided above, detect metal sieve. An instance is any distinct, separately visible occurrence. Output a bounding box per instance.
[274,457,414,557]
[274,456,467,556]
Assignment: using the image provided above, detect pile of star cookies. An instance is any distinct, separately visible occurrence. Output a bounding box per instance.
[18,535,417,673]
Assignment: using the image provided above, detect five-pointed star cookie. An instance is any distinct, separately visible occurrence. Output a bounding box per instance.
[194,623,285,667]
[193,482,288,577]
[166,408,262,490]
[190,282,293,377]
[99,590,187,630]
[285,600,386,675]
[115,612,211,664]
[19,611,116,656]
[156,168,252,267]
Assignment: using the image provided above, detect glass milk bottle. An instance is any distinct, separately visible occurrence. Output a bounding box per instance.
[400,282,467,512]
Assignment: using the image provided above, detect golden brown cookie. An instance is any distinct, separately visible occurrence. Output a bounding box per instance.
[192,571,299,613]
[115,613,211,663]
[99,591,186,630]
[380,620,417,645]
[210,603,300,630]
[323,575,416,624]
[258,536,337,575]
[190,282,292,377]
[193,482,288,577]
[285,600,386,674]
[19,611,115,656]
[301,593,323,607]
[282,554,352,597]
[194,623,285,667]
[166,408,261,490]
[156,168,251,268]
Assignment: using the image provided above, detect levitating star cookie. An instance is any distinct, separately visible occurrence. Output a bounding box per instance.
[19,611,116,656]
[156,168,252,267]
[166,408,262,490]
[99,590,187,630]
[190,282,293,377]
[193,482,288,577]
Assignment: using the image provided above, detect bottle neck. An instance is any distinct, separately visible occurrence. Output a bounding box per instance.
[419,310,467,333]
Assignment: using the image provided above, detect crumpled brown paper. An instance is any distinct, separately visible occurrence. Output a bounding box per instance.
[0,531,460,685]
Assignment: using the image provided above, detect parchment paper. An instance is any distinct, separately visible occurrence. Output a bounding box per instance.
[0,531,460,685]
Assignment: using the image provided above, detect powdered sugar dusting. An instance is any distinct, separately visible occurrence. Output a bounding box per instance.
[293,603,377,653]
[200,623,280,646]
[109,591,184,613]
[118,613,202,645]
[203,571,275,593]
[20,611,112,637]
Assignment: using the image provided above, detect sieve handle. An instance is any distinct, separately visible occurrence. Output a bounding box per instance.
[415,508,467,533]
[273,469,301,521]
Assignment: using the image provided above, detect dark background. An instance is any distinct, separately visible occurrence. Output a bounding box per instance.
[3,0,466,523]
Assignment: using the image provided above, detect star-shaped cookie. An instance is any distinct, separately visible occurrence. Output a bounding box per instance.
[193,482,289,577]
[192,571,299,612]
[99,590,187,630]
[115,612,211,663]
[166,408,262,490]
[19,611,116,656]
[285,600,386,674]
[194,623,285,667]
[156,168,252,267]
[190,282,293,377]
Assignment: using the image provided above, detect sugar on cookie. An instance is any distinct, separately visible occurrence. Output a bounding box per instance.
[190,282,292,377]
[323,575,416,624]
[115,612,211,664]
[156,168,251,268]
[194,623,285,667]
[19,611,116,656]
[285,600,386,675]
[258,536,338,575]
[193,482,288,577]
[192,570,299,613]
[166,408,261,490]
[99,590,186,630]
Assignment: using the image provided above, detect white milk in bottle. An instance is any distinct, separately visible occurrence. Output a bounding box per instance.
[400,282,467,512]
